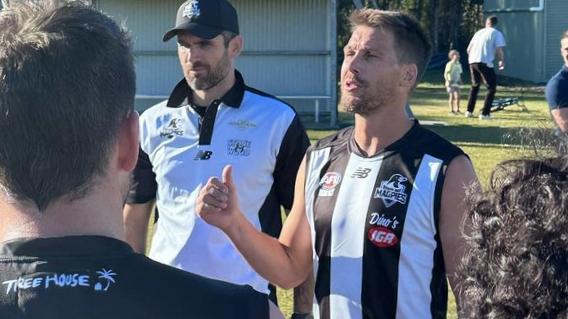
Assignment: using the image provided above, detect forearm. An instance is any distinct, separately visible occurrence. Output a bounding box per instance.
[293,272,315,314]
[200,162,312,289]
[123,202,153,254]
[446,244,464,310]
[225,212,311,289]
[552,109,568,132]
[496,47,504,63]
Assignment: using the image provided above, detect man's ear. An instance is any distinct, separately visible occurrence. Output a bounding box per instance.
[117,110,139,172]
[228,35,243,59]
[400,64,418,89]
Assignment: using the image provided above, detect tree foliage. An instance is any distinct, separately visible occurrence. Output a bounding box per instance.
[338,0,485,57]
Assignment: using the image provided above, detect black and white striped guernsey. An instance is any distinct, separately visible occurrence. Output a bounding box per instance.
[304,121,466,319]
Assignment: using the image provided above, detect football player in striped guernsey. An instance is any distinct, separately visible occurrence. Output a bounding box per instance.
[198,9,479,319]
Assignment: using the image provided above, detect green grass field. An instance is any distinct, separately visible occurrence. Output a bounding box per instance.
[275,72,552,318]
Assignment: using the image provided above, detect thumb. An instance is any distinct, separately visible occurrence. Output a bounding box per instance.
[222,165,234,188]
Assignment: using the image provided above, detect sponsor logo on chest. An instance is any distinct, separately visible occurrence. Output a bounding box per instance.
[367,212,400,248]
[368,227,399,248]
[229,119,257,130]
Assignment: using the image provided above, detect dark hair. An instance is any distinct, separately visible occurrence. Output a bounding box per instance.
[459,156,568,318]
[221,31,237,47]
[349,9,432,85]
[0,1,135,210]
[487,15,498,26]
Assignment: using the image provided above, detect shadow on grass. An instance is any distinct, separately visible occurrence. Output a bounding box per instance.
[421,67,546,88]
[413,86,545,100]
[303,116,553,147]
[424,124,553,146]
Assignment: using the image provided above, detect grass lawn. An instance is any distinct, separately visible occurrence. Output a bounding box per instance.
[275,70,553,318]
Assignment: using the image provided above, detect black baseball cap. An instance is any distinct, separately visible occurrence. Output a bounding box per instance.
[163,0,239,42]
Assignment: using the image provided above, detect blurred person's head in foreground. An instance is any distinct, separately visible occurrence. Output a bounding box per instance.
[0,0,138,240]
[460,151,568,318]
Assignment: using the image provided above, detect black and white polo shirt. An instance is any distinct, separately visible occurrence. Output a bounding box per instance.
[304,122,466,319]
[128,71,310,294]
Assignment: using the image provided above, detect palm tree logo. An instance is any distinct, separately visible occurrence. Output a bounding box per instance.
[94,269,117,292]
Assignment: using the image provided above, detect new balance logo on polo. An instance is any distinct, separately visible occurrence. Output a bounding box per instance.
[351,167,372,178]
[194,150,213,160]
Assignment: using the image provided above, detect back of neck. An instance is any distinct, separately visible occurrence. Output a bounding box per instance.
[0,193,123,243]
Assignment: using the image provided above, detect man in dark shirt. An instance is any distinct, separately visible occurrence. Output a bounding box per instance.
[546,30,568,133]
[0,2,267,318]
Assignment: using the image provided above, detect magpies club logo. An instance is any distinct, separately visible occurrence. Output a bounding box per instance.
[374,174,408,208]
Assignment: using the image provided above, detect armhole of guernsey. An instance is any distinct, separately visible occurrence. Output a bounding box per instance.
[304,146,331,319]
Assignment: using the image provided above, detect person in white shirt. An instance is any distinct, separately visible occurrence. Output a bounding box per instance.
[123,1,310,317]
[465,15,506,120]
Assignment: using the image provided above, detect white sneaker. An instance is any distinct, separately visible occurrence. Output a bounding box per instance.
[479,114,491,120]
[465,111,474,118]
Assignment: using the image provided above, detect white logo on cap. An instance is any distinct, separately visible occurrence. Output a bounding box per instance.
[183,0,200,19]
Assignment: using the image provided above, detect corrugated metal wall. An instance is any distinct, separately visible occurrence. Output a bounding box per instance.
[95,0,182,104]
[544,0,568,81]
[235,0,330,95]
[95,0,335,116]
[484,0,544,82]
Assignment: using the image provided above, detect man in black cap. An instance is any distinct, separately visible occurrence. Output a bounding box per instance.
[123,0,311,317]
[0,1,268,318]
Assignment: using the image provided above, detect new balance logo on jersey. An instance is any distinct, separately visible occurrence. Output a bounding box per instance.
[194,150,213,160]
[374,174,408,207]
[351,167,372,178]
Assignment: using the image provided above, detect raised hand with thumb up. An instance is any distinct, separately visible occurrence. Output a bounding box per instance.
[196,165,242,232]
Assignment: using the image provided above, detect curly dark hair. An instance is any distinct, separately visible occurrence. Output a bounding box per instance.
[459,156,568,318]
